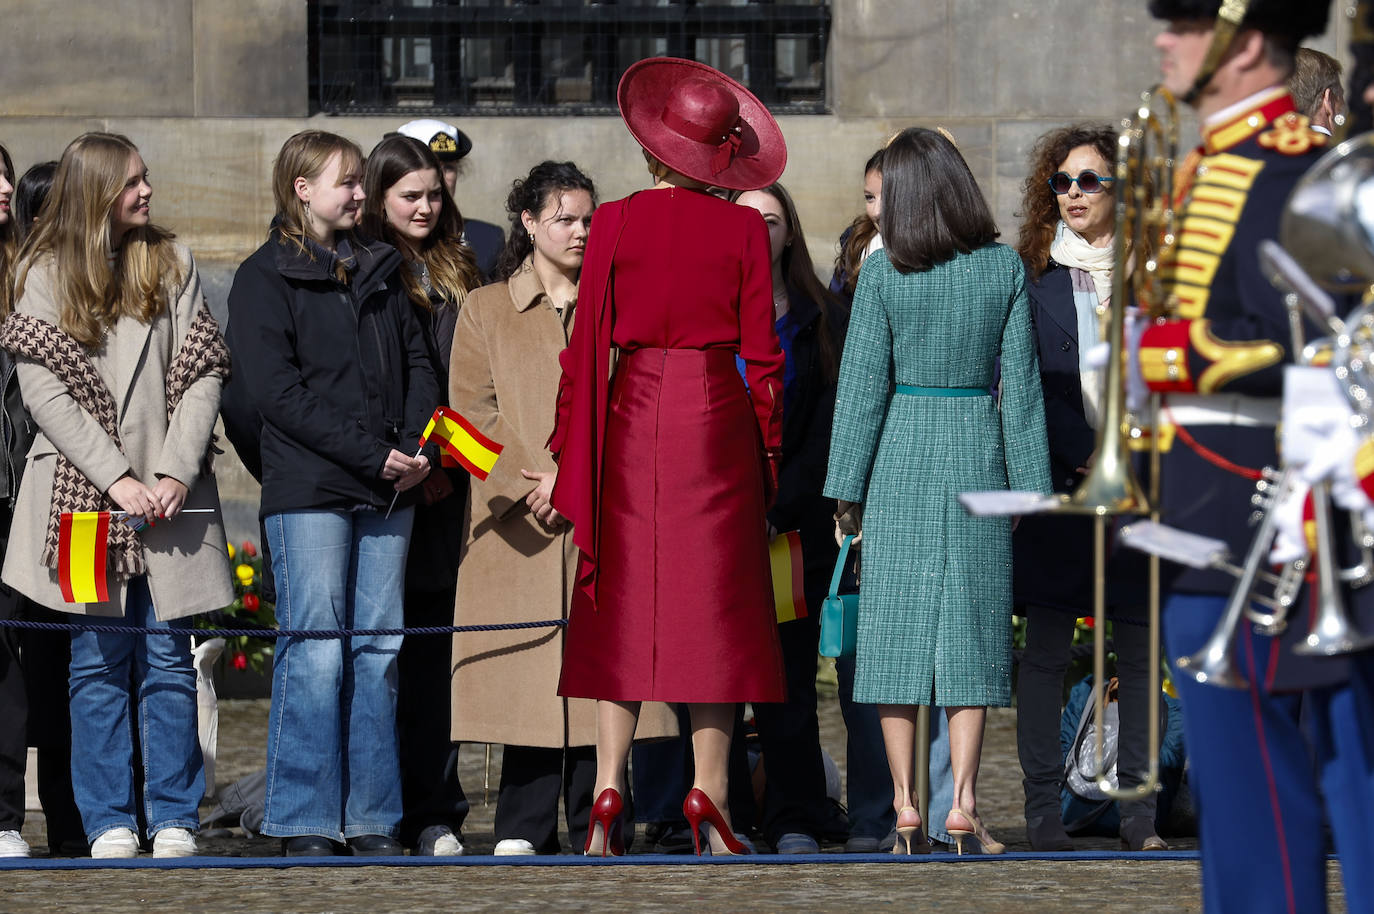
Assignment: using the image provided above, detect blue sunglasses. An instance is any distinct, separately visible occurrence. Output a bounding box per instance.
[1048,170,1116,194]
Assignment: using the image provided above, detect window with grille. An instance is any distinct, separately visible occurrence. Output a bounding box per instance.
[311,0,831,116]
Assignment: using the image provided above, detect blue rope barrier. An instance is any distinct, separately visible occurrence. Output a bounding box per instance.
[0,617,566,638]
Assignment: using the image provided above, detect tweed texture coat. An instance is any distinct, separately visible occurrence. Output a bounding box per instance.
[447,261,674,747]
[2,245,234,619]
[824,244,1051,707]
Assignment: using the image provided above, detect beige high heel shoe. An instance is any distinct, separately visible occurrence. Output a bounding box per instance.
[892,806,931,855]
[945,807,1005,856]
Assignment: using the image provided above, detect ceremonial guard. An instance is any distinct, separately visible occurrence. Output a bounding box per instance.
[1142,3,1374,912]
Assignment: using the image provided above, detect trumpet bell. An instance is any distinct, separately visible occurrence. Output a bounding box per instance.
[1174,647,1249,689]
[1281,134,1374,294]
[1291,611,1374,656]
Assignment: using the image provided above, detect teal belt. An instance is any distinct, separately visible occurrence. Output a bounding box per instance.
[894,384,990,398]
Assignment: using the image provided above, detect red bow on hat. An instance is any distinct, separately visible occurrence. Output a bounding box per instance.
[710,124,744,177]
[661,105,745,178]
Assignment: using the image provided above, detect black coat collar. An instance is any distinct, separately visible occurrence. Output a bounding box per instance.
[1028,261,1079,342]
[270,228,401,302]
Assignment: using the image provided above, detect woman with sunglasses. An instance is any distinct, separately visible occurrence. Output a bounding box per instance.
[1011,123,1164,853]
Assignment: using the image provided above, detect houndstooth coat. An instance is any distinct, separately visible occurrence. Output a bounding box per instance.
[824,244,1051,707]
[2,245,234,619]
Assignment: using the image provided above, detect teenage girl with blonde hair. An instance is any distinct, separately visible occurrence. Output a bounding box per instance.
[225,129,438,857]
[0,131,234,858]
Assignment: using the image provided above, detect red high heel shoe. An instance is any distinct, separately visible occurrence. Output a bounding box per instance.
[682,788,750,856]
[584,787,625,857]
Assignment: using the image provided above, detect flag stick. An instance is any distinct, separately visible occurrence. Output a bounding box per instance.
[112,508,216,516]
[384,446,426,519]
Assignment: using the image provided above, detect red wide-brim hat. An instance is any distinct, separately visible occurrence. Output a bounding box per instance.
[617,57,787,192]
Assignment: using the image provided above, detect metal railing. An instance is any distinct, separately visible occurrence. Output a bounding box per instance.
[312,0,831,116]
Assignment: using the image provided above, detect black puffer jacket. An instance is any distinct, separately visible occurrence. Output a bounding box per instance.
[223,229,438,518]
[0,350,36,510]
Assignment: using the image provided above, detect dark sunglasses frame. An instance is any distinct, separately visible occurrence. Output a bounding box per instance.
[1048,170,1116,195]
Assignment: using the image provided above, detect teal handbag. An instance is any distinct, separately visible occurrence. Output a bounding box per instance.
[819,534,859,659]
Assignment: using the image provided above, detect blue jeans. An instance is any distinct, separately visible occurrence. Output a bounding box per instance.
[926,707,953,844]
[69,575,202,843]
[261,508,412,841]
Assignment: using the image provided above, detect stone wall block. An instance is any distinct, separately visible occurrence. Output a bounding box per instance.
[194,0,309,117]
[831,0,949,117]
[1,1,194,117]
[111,119,282,263]
[1,120,109,178]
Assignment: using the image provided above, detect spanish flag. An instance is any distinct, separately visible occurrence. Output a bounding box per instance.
[58,511,110,604]
[770,530,807,623]
[419,406,503,481]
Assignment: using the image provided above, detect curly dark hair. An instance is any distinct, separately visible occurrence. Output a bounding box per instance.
[1014,124,1118,280]
[494,161,596,282]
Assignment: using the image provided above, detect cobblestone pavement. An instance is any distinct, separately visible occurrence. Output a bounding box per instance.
[12,692,1349,912]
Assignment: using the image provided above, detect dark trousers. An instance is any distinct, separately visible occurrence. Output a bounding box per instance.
[0,582,25,831]
[21,604,84,853]
[752,613,832,844]
[1016,604,1157,822]
[396,586,469,845]
[494,744,595,853]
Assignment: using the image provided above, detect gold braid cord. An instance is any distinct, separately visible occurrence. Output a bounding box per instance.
[0,306,231,584]
[1184,0,1253,105]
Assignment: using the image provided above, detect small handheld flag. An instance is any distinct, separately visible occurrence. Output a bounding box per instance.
[419,406,504,481]
[56,508,215,602]
[769,530,807,623]
[58,511,111,603]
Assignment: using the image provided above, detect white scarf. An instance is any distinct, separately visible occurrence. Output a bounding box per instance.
[1049,222,1117,430]
[1049,221,1115,304]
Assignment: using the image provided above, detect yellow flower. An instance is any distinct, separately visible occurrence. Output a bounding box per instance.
[235,563,255,585]
[227,541,236,559]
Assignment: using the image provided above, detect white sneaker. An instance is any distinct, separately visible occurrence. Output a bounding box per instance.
[90,827,139,859]
[0,830,30,858]
[416,825,463,857]
[152,827,197,858]
[493,838,536,856]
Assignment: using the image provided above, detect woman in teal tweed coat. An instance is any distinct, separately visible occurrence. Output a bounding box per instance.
[824,128,1050,854]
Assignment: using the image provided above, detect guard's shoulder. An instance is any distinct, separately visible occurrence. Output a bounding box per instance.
[1254,111,1329,159]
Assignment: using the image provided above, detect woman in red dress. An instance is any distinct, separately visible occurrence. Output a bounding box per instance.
[550,57,788,857]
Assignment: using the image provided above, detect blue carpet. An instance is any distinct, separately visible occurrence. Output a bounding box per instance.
[0,850,1206,870]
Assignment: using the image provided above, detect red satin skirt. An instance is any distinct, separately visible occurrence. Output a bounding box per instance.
[558,347,786,703]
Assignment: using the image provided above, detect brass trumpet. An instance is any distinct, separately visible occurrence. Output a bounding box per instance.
[1172,467,1295,686]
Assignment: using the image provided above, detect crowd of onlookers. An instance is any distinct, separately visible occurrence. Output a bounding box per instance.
[0,44,1345,863]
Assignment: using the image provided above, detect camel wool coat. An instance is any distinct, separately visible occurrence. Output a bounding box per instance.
[3,245,234,619]
[447,260,674,747]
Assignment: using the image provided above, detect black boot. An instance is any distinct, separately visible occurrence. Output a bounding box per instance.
[282,835,335,857]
